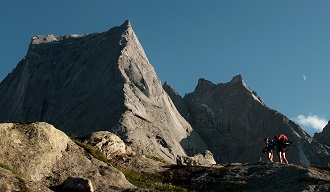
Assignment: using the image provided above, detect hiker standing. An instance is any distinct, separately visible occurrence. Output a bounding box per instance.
[276,134,292,164]
[272,136,281,162]
[262,138,273,162]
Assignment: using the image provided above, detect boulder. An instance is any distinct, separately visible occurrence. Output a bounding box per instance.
[177,150,216,166]
[85,131,129,158]
[0,122,136,191]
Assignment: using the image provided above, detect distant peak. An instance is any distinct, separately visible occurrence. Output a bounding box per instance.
[123,20,131,27]
[198,78,213,85]
[230,75,244,84]
[194,78,215,93]
[116,20,132,32]
[228,75,265,105]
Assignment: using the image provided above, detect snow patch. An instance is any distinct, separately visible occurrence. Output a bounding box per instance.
[326,144,330,150]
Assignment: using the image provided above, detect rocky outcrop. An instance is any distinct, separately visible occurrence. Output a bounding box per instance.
[84,131,133,159]
[0,20,208,163]
[176,150,216,166]
[314,121,330,148]
[165,76,330,166]
[0,122,135,191]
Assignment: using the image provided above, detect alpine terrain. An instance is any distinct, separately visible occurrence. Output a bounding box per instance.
[0,20,330,191]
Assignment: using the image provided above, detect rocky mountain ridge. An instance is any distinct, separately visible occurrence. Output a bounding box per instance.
[164,75,330,165]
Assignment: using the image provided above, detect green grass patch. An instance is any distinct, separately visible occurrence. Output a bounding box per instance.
[71,138,189,191]
[72,138,110,164]
[144,154,168,163]
[0,163,22,177]
[118,167,188,191]
[0,163,30,192]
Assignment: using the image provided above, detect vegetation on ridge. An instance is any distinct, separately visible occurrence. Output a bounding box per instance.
[0,163,30,192]
[72,138,190,191]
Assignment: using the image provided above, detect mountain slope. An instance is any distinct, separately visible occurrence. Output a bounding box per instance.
[164,75,330,166]
[0,21,207,163]
[314,121,330,148]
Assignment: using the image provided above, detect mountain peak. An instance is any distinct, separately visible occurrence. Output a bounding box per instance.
[30,20,132,46]
[195,78,215,91]
[122,20,131,28]
[229,74,245,84]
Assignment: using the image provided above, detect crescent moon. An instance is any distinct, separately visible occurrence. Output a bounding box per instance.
[302,75,306,81]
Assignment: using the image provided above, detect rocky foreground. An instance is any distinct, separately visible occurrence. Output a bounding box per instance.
[0,122,329,191]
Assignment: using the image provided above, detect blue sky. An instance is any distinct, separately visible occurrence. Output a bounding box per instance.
[1,1,329,136]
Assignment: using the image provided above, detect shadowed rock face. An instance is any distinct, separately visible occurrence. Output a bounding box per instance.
[165,76,330,166]
[0,21,207,163]
[314,121,330,147]
[162,163,330,192]
[163,82,189,119]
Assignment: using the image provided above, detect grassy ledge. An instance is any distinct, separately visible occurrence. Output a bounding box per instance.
[72,138,189,191]
[0,163,30,192]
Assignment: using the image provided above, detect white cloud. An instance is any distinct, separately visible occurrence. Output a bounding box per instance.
[292,114,328,132]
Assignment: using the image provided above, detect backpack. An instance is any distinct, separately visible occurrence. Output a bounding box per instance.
[277,134,292,147]
[268,140,276,150]
[277,134,288,141]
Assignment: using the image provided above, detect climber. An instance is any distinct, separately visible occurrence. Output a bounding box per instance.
[262,137,274,162]
[272,136,280,162]
[276,134,292,164]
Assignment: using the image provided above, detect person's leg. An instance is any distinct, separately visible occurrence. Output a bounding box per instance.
[281,152,288,164]
[267,152,272,162]
[277,151,282,163]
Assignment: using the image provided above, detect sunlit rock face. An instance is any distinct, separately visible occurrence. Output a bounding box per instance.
[0,122,135,191]
[165,76,330,166]
[0,21,208,163]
